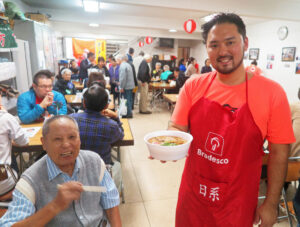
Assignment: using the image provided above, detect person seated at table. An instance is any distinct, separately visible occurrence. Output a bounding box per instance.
[17,70,67,124]
[93,56,110,78]
[53,68,77,96]
[70,84,124,164]
[0,115,121,226]
[160,65,173,81]
[0,96,29,197]
[166,67,186,94]
[152,62,162,79]
[69,59,79,80]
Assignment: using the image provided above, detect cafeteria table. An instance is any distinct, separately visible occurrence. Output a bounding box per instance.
[149,82,176,109]
[163,94,178,112]
[13,118,134,174]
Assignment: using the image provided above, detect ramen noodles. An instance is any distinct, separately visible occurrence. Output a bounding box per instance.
[148,136,187,146]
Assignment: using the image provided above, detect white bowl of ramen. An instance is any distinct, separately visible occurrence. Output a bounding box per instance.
[144,130,193,161]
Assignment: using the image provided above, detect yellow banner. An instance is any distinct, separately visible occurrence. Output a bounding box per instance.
[95,39,106,63]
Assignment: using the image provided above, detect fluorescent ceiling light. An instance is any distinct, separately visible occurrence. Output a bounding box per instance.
[89,23,99,27]
[83,0,99,13]
[169,29,177,33]
[203,14,217,22]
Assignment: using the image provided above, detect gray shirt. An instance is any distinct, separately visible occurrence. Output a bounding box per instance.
[119,61,135,90]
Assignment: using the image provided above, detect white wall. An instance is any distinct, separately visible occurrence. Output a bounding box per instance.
[246,20,300,102]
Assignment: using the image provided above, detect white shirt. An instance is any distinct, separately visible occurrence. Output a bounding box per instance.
[133,56,144,76]
[0,110,29,165]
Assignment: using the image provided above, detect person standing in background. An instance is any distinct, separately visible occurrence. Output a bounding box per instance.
[133,51,145,76]
[109,57,120,106]
[93,56,110,78]
[185,57,197,77]
[118,54,135,118]
[79,52,95,81]
[133,51,145,106]
[127,47,134,64]
[137,54,152,114]
[127,57,138,110]
[201,58,213,74]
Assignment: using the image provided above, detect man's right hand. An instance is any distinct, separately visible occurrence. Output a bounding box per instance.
[52,181,83,212]
[40,92,54,109]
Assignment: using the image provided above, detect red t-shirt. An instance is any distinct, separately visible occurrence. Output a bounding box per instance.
[171,72,295,144]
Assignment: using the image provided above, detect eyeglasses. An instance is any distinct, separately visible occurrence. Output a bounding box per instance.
[37,85,53,89]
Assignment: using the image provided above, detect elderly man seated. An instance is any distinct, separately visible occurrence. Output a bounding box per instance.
[70,84,124,164]
[17,70,67,124]
[0,115,121,227]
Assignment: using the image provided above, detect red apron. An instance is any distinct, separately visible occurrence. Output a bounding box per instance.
[176,72,264,227]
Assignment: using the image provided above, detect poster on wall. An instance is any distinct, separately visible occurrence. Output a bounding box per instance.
[95,39,106,62]
[267,54,274,61]
[266,62,273,69]
[249,48,259,60]
[296,63,300,74]
[282,47,296,61]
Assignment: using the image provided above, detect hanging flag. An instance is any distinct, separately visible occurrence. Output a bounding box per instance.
[72,38,95,59]
[95,39,106,62]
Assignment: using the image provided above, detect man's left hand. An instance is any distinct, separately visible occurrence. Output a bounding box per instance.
[120,88,124,93]
[102,109,118,119]
[253,202,277,227]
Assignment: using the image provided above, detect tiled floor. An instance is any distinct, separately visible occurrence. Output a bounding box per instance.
[118,101,297,227]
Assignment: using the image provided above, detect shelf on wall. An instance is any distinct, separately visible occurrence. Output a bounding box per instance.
[0,62,16,81]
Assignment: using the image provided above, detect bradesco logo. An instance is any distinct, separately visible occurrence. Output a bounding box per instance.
[205,132,224,156]
[196,132,229,165]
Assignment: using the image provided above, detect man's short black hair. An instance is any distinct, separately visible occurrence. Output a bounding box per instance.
[98,56,105,62]
[33,70,53,85]
[83,84,108,112]
[87,52,95,58]
[129,47,134,55]
[174,67,180,72]
[201,13,246,44]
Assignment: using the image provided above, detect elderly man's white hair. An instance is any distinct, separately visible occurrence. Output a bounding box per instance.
[115,54,122,61]
[144,54,152,60]
[61,68,72,75]
[116,54,128,61]
[155,62,161,67]
[163,65,170,71]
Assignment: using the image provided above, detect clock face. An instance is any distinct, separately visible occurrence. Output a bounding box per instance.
[277,26,288,40]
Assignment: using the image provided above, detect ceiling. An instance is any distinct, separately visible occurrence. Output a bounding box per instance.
[18,0,300,42]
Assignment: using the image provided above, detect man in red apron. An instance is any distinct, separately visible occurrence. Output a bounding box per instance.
[168,13,295,226]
